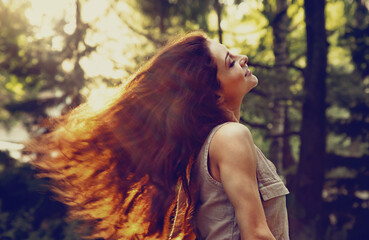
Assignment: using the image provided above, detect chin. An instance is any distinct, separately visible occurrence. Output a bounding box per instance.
[248,75,258,88]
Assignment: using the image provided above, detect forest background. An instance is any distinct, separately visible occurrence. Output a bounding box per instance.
[0,0,368,239]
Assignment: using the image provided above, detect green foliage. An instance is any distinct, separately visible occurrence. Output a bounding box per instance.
[0,1,94,236]
[0,1,49,123]
[326,0,369,154]
[0,0,95,130]
[319,1,369,239]
[133,0,212,32]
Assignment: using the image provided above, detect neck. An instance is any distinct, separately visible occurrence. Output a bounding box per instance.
[219,96,244,123]
[228,107,240,122]
[222,102,241,122]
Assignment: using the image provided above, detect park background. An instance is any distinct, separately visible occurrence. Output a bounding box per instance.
[0,0,368,239]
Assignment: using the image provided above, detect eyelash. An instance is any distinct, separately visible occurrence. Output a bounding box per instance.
[229,60,235,68]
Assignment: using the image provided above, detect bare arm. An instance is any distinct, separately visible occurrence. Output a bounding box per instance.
[209,123,275,240]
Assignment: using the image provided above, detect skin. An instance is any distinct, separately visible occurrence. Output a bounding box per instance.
[207,40,276,240]
[208,39,258,122]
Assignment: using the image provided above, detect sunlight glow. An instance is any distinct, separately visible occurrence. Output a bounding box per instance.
[64,21,76,35]
[22,0,266,94]
[51,36,64,51]
[80,53,125,79]
[326,1,346,31]
[0,141,24,151]
[0,123,28,161]
[23,0,139,82]
[220,0,235,5]
[62,59,74,73]
[86,85,122,113]
[220,3,267,47]
[82,0,109,22]
[25,0,75,38]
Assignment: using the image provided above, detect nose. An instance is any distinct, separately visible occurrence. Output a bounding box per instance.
[239,55,248,66]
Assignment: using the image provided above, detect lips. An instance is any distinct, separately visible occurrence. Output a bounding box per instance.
[244,64,251,77]
[245,69,251,77]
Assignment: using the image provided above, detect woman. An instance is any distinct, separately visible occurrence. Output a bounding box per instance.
[191,40,289,240]
[30,32,289,239]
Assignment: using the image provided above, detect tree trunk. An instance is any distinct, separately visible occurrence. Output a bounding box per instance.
[269,0,292,174]
[63,0,86,112]
[269,102,285,171]
[295,0,328,239]
[282,105,295,169]
[213,0,223,44]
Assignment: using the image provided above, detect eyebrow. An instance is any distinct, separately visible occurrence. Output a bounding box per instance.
[224,51,229,67]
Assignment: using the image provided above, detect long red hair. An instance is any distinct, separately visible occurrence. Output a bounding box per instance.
[30,32,228,239]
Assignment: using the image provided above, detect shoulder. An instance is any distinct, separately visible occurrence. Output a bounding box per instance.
[212,122,253,147]
[209,122,256,168]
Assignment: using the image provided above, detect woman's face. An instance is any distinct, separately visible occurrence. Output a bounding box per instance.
[207,39,258,107]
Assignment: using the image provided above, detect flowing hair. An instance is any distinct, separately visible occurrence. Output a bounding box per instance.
[29,32,228,239]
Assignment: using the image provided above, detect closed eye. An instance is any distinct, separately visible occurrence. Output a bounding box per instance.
[229,59,235,68]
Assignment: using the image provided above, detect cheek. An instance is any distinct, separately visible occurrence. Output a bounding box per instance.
[228,72,245,85]
[223,77,246,96]
[218,71,246,95]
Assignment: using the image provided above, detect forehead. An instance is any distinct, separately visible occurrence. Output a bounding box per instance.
[207,39,228,64]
